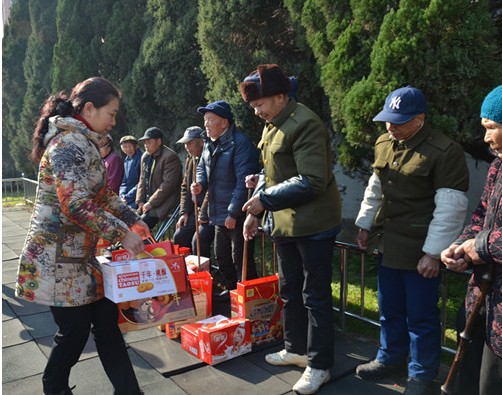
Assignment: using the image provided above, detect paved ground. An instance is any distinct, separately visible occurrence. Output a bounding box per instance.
[2,206,446,394]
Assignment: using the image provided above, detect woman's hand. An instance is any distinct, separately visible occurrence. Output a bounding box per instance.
[121,230,145,257]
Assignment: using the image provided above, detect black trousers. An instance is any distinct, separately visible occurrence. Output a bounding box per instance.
[457,316,502,395]
[173,214,215,259]
[43,298,141,395]
[275,236,336,370]
[214,222,256,289]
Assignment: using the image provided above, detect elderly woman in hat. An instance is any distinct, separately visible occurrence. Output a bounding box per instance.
[119,135,143,209]
[441,85,502,395]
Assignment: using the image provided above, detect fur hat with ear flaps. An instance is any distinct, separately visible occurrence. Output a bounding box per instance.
[240,64,291,102]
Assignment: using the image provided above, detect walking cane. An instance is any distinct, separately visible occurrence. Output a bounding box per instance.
[441,266,493,394]
[242,189,253,282]
[192,157,201,267]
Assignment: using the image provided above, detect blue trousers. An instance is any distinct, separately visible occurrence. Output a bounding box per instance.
[376,255,441,380]
[275,236,336,370]
[43,298,141,394]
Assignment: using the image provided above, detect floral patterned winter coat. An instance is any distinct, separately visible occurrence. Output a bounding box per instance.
[16,116,139,307]
[455,157,502,358]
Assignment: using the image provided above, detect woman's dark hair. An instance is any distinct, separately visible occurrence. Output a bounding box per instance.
[31,77,121,164]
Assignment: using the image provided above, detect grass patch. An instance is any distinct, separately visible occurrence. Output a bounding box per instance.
[2,196,27,207]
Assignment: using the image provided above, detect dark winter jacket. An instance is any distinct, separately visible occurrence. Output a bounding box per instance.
[119,148,142,208]
[196,124,259,226]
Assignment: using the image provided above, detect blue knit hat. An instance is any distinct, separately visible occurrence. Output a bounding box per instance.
[480,85,502,125]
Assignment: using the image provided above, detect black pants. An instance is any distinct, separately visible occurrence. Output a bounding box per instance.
[43,298,141,395]
[214,222,256,289]
[275,236,335,370]
[173,214,215,259]
[457,316,502,395]
[141,212,159,230]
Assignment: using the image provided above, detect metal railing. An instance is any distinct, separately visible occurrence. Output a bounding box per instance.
[2,177,38,205]
[334,241,469,355]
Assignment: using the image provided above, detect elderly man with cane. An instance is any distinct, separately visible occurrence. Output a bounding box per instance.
[240,64,342,395]
[441,85,502,395]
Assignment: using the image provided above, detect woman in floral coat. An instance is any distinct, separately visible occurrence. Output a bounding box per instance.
[442,85,502,395]
[16,77,148,395]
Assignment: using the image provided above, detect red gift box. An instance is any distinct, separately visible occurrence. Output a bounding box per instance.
[111,240,174,261]
[181,315,252,365]
[230,274,284,345]
[166,271,213,339]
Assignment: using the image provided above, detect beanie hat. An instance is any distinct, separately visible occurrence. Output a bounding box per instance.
[240,64,291,102]
[197,100,234,123]
[480,85,502,125]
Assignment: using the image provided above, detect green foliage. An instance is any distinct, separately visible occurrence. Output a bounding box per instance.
[2,0,31,178]
[342,0,501,174]
[2,0,501,179]
[122,0,205,147]
[15,0,58,179]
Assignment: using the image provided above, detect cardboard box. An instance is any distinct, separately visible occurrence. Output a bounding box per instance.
[117,272,196,333]
[166,271,213,339]
[184,255,210,273]
[102,257,187,303]
[181,315,252,365]
[230,275,284,345]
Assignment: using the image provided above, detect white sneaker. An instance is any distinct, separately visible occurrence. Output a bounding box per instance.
[292,366,331,394]
[265,349,308,368]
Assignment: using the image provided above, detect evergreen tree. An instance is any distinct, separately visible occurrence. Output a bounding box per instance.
[2,0,31,178]
[15,0,58,178]
[123,0,205,147]
[342,0,502,173]
[197,0,324,143]
[290,0,391,176]
[52,0,115,92]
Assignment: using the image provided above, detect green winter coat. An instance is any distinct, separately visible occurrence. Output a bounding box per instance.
[258,100,342,237]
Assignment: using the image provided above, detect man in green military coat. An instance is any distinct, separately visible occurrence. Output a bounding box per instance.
[240,64,342,395]
[355,86,469,395]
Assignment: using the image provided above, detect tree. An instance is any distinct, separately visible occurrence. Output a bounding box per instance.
[342,0,502,173]
[2,0,31,178]
[52,0,115,92]
[123,0,205,147]
[15,0,58,178]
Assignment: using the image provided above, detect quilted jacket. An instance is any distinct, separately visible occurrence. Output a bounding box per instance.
[16,116,139,307]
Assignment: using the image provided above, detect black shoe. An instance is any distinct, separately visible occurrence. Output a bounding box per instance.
[356,359,407,380]
[403,378,436,395]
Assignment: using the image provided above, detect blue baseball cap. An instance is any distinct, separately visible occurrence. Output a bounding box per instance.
[197,100,234,123]
[373,86,427,125]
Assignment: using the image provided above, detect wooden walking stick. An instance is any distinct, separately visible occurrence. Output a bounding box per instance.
[441,266,493,394]
[192,157,201,267]
[241,189,253,282]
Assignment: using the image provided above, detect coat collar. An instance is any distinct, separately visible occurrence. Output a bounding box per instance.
[45,116,108,148]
